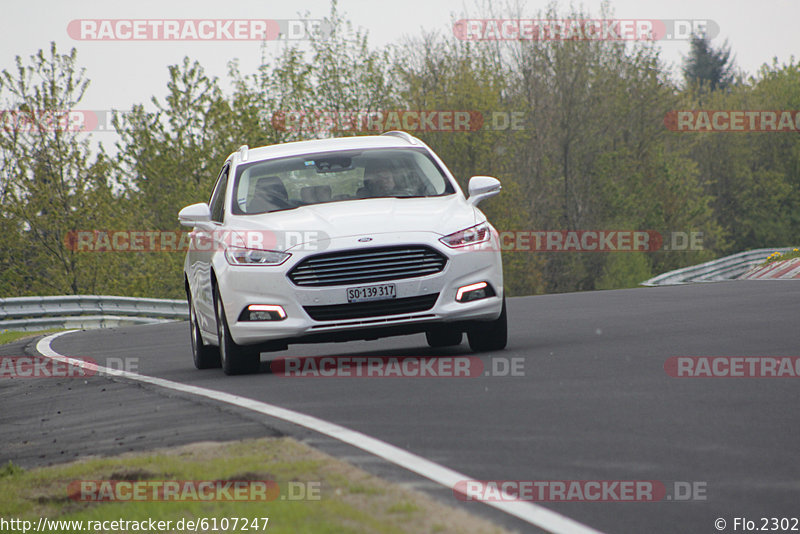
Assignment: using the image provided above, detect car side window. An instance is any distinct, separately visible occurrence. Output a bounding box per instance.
[209,164,230,223]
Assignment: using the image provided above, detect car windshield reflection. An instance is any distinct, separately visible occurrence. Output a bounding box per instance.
[232,147,455,215]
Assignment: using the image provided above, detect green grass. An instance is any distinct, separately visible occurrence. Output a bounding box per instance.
[0,438,508,534]
[386,500,420,514]
[0,461,25,478]
[0,329,66,346]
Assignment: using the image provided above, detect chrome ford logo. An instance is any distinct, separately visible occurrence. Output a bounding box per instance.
[358,237,373,242]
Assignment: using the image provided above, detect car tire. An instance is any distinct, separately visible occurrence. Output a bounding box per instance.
[214,287,261,375]
[189,296,220,369]
[425,327,463,348]
[467,297,508,352]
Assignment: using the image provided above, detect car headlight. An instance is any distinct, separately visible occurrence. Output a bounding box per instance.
[439,223,490,248]
[224,246,290,266]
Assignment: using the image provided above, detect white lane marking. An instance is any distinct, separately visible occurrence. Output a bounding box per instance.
[37,331,602,534]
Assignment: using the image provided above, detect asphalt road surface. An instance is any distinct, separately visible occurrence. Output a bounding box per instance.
[4,280,799,533]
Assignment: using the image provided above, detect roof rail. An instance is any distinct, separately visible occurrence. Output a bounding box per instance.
[381,131,418,145]
[238,144,249,161]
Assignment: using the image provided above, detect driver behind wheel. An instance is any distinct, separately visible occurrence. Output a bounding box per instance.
[359,161,398,198]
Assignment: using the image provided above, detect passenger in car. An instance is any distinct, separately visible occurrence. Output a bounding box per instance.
[358,162,398,198]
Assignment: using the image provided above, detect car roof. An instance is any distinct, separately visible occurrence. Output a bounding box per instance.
[229,133,427,165]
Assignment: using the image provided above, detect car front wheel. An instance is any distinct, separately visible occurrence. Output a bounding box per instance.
[425,326,463,348]
[189,295,220,369]
[467,297,508,352]
[214,287,261,375]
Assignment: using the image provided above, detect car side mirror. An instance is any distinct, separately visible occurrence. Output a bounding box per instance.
[467,176,501,206]
[178,203,213,228]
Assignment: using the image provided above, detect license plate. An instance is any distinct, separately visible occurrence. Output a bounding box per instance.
[347,283,396,303]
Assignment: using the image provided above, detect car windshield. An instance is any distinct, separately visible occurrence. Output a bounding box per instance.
[231,147,455,215]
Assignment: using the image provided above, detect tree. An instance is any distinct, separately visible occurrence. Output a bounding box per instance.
[108,58,238,298]
[6,3,796,299]
[228,0,398,142]
[495,4,713,292]
[393,32,546,295]
[0,43,113,296]
[682,35,735,91]
[681,58,800,253]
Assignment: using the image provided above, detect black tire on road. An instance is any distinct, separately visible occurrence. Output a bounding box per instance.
[425,327,463,348]
[467,297,508,352]
[189,295,221,369]
[214,287,261,375]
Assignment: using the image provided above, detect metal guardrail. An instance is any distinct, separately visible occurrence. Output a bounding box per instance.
[1,251,792,331]
[640,248,794,286]
[0,295,188,332]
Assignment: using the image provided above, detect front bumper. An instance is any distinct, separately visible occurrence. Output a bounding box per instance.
[215,231,503,346]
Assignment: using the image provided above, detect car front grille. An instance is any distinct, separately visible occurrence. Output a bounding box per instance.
[287,245,447,287]
[303,293,440,321]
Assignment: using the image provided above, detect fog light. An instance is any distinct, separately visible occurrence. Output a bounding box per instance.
[456,281,495,302]
[240,304,287,321]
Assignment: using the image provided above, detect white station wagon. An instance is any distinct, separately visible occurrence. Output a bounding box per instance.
[179,131,506,374]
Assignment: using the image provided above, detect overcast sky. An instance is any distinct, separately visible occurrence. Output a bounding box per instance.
[1,0,797,133]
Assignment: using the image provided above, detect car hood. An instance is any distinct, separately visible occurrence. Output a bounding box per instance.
[229,195,479,251]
